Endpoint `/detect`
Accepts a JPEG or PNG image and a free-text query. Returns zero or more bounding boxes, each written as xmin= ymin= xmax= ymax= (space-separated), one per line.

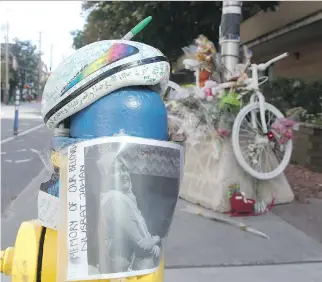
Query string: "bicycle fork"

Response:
xmin=250 ymin=92 xmax=268 ymax=134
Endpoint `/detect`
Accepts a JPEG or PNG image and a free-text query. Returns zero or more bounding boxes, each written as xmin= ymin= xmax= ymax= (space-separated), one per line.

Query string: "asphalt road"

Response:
xmin=1 ymin=118 xmax=44 ymax=141
xmin=1 ymin=116 xmax=52 ymax=213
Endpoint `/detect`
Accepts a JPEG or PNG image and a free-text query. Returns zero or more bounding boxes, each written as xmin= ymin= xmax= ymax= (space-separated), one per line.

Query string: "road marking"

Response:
xmin=15 ymin=158 xmax=31 ymax=164
xmin=1 ymin=152 xmax=6 ymax=155
xmin=16 ymin=149 xmax=27 ymax=152
xmin=4 ymin=158 xmax=32 ymax=164
xmin=1 ymin=123 xmax=45 ymax=145
xmin=30 ymin=148 xmax=40 ymax=154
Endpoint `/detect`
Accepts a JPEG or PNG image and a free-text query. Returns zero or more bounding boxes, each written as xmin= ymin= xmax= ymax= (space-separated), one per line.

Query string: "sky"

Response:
xmin=0 ymin=1 xmax=86 ymax=71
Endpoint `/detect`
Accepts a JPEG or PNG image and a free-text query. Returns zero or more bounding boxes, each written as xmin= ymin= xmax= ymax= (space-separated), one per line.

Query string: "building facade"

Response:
xmin=240 ymin=2 xmax=322 ymax=81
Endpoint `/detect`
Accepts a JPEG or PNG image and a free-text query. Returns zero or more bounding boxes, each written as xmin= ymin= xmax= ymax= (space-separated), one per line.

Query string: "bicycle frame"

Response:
xmin=248 ymin=64 xmax=268 ymax=133
xmin=236 ymin=51 xmax=289 ymax=134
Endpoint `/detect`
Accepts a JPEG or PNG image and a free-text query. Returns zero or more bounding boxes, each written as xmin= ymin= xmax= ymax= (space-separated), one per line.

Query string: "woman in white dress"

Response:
xmin=97 ymin=152 xmax=161 ymax=274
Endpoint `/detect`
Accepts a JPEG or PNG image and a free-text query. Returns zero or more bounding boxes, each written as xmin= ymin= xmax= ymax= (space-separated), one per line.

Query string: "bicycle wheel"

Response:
xmin=232 ymin=102 xmax=293 ymax=180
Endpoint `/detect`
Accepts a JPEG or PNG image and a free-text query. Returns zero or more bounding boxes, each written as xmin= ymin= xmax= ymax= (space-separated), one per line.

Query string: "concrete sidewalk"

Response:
xmin=166 ymin=201 xmax=322 ymax=268
xmin=166 ymin=262 xmax=322 ymax=282
xmin=2 ymin=171 xmax=322 ymax=281
xmin=1 ymin=102 xmax=42 ymax=120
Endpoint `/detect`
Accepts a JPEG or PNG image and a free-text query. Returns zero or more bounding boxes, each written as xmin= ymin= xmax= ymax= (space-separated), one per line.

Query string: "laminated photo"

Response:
xmin=64 ymin=136 xmax=184 ymax=280
xmin=37 ymin=167 xmax=60 ymax=230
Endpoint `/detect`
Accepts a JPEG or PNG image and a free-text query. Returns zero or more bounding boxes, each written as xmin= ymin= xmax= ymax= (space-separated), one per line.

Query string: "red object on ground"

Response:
xmin=230 ymin=192 xmax=255 ymax=216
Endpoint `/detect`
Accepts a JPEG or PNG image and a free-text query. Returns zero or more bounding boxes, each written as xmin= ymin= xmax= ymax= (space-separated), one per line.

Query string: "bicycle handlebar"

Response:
xmin=257 ymin=52 xmax=289 ymax=71
xmin=181 ymin=51 xmax=288 ymax=92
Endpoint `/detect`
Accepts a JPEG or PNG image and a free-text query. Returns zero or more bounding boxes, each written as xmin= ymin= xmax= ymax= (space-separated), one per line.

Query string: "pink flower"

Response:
xmin=271 ymin=118 xmax=296 ymax=144
xmin=217 ymin=128 xmax=229 ymax=137
xmin=204 ymin=87 xmax=213 ymax=97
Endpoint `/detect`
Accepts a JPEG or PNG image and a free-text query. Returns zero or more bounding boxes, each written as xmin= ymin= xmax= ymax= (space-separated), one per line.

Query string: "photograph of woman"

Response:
xmin=82 ymin=141 xmax=182 ymax=279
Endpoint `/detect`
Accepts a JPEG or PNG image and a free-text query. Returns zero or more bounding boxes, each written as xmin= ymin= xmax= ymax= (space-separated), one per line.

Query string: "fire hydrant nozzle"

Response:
xmin=0 ymin=247 xmax=15 ymax=276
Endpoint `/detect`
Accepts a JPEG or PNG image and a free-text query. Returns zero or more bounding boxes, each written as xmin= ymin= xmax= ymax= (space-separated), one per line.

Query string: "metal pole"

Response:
xmin=219 ymin=0 xmax=242 ymax=81
xmin=0 ymin=39 xmax=2 ymax=102
xmin=13 ymin=87 xmax=20 ymax=135
xmin=4 ymin=21 xmax=9 ymax=104
xmin=50 ymin=44 xmax=53 ymax=73
xmin=38 ymin=32 xmax=42 ymax=99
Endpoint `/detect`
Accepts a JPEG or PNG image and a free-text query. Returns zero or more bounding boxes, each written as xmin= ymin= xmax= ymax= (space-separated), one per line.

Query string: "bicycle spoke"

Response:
xmin=252 ymin=152 xmax=259 ymax=169
xmin=241 ymin=148 xmax=250 ymax=159
xmin=266 ymin=110 xmax=274 ymax=126
xmin=261 ymin=145 xmax=268 ymax=173
xmin=272 ymin=145 xmax=285 ymax=162
xmin=244 ymin=118 xmax=258 ymax=134
xmin=240 ymin=126 xmax=255 ymax=134
xmin=258 ymin=146 xmax=265 ymax=173
xmin=239 ymin=139 xmax=251 ymax=144
xmin=266 ymin=147 xmax=272 ymax=173
xmin=264 ymin=146 xmax=272 ymax=170
xmin=255 ymin=114 xmax=265 ymax=134
xmin=253 ymin=153 xmax=260 ymax=171
xmin=239 ymin=134 xmax=255 ymax=140
xmin=241 ymin=114 xmax=258 ymax=134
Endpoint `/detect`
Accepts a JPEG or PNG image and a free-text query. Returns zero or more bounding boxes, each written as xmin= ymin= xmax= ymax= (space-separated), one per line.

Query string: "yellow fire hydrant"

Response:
xmin=1 ymin=152 xmax=165 ymax=282
xmin=0 ymin=220 xmax=58 ymax=282
xmin=1 ymin=221 xmax=164 ymax=282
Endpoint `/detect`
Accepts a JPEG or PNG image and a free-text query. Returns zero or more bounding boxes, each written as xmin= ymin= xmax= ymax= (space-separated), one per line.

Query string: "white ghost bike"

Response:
xmin=166 ymin=51 xmax=293 ymax=181
xmin=216 ymin=52 xmax=292 ymax=180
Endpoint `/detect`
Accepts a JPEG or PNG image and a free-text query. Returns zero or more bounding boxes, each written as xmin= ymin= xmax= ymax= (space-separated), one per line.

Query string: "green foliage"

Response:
xmin=72 ymin=1 xmax=279 ymax=62
xmin=10 ymin=39 xmax=40 ymax=95
xmin=219 ymin=91 xmax=240 ymax=115
xmin=262 ymin=78 xmax=322 ymax=124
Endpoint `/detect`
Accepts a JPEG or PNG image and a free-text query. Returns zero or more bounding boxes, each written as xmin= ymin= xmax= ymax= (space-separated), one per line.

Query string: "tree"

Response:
xmin=10 ymin=39 xmax=41 ymax=99
xmin=72 ymin=1 xmax=279 ymax=62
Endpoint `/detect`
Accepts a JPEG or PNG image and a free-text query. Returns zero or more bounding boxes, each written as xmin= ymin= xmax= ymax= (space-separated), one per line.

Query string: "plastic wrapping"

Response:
xmin=165 ymin=91 xmax=232 ymax=171
xmin=37 ymin=137 xmax=80 ymax=230
xmin=166 ymin=88 xmax=237 ymax=143
xmin=1 ymin=141 xmax=60 ymax=255
xmin=165 ymin=81 xmax=190 ymax=101
xmin=57 ymin=136 xmax=184 ymax=281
